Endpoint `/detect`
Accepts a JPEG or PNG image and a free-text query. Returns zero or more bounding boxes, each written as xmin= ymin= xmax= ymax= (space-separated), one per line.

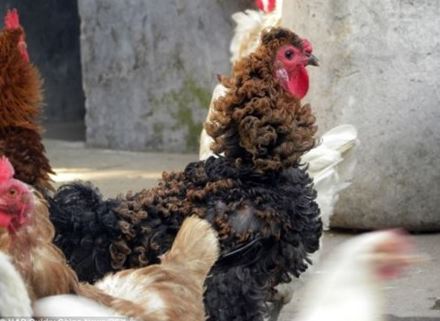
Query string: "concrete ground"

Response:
xmin=44 ymin=139 xmax=440 ymax=321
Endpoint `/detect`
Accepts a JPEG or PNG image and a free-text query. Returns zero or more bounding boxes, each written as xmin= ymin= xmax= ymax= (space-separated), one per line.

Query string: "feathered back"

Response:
xmin=0 ymin=9 xmax=54 ymax=192
xmin=206 ymin=28 xmax=317 ymax=173
xmin=296 ymin=230 xmax=418 ymax=321
xmin=161 ymin=216 xmax=219 ymax=281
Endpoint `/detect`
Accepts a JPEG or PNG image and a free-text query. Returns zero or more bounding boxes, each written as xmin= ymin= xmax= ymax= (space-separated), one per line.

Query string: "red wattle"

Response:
xmin=0 ymin=212 xmax=12 ymax=228
xmin=287 ymin=66 xmax=309 ymax=99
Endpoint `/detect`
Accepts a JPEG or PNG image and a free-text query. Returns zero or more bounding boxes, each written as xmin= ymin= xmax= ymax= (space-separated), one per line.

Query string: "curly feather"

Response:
xmin=51 ymin=28 xmax=322 ymax=321
xmin=49 ymin=183 xmax=121 ymax=282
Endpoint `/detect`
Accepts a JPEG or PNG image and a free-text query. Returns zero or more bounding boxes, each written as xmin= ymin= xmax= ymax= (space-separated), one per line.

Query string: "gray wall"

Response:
xmin=79 ymin=0 xmax=252 ymax=152
xmin=283 ymin=0 xmax=440 ymax=231
xmin=0 ymin=1 xmax=85 ymax=128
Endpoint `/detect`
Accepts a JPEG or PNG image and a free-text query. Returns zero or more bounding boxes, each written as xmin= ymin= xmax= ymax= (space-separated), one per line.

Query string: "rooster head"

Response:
xmin=207 ymin=27 xmax=318 ymax=172
xmin=0 ymin=157 xmax=34 ymax=234
xmin=260 ymin=28 xmax=319 ymax=100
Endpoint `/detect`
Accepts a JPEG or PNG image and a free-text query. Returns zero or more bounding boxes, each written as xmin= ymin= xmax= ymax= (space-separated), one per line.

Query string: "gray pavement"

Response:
xmin=45 ymin=139 xmax=440 ymax=321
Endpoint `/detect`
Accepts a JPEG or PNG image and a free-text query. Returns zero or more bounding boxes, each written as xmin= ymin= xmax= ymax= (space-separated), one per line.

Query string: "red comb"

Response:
xmin=302 ymin=38 xmax=313 ymax=54
xmin=4 ymin=9 xmax=21 ymax=30
xmin=0 ymin=157 xmax=15 ymax=182
xmin=4 ymin=9 xmax=30 ymax=63
xmin=256 ymin=0 xmax=277 ymax=13
xmin=267 ymin=0 xmax=276 ymax=12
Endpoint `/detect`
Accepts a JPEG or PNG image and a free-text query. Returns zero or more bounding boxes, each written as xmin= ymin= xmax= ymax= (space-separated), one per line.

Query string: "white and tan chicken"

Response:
xmin=32 ymin=216 xmax=219 ymax=321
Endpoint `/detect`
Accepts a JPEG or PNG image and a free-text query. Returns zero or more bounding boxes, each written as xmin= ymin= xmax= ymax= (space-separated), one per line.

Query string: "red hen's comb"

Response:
xmin=256 ymin=0 xmax=276 ymax=13
xmin=4 ymin=9 xmax=30 ymax=63
xmin=4 ymin=9 xmax=21 ymax=30
xmin=302 ymin=38 xmax=313 ymax=54
xmin=0 ymin=157 xmax=15 ymax=182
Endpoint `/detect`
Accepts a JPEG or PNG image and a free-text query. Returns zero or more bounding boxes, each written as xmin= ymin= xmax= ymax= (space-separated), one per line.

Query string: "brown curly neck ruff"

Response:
xmin=205 ymin=28 xmax=317 ymax=173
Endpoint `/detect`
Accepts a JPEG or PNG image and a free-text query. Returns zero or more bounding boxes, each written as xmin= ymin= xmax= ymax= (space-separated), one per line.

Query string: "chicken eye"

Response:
xmin=284 ymin=50 xmax=294 ymax=60
xmin=8 ymin=188 xmax=17 ymax=197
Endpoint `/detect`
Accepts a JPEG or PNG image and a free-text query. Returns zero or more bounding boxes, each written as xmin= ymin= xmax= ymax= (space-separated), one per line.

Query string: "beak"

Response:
xmin=306 ymin=54 xmax=319 ymax=67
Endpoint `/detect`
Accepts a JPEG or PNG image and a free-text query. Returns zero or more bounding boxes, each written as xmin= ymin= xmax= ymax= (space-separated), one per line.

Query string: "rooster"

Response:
xmin=0 ymin=155 xmax=220 ymax=320
xmin=199 ymin=0 xmax=358 ymax=231
xmin=291 ymin=230 xmax=421 ymax=321
xmin=0 ymin=9 xmax=54 ymax=193
xmin=49 ymin=27 xmax=322 ymax=321
xmin=199 ymin=4 xmax=356 ymax=319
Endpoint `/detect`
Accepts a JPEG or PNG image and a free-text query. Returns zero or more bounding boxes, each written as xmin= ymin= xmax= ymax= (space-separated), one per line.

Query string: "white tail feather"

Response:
xmin=302 ymin=125 xmax=359 ymax=230
xmin=201 ymin=123 xmax=359 ymax=230
xmin=230 ymin=9 xmax=282 ymax=63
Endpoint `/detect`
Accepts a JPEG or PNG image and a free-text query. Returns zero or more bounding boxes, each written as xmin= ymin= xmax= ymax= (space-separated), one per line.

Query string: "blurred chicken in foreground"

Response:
xmin=292 ymin=230 xmax=423 ymax=321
